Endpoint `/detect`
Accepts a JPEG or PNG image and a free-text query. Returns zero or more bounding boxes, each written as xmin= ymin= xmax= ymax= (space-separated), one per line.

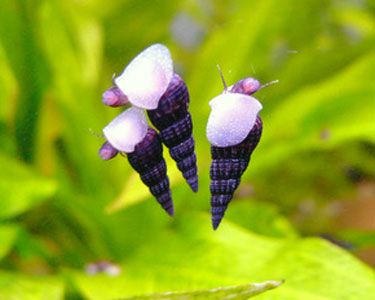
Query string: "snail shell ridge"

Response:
xmin=127 ymin=128 xmax=174 ymax=216
xmin=210 ymin=116 xmax=263 ymax=229
xmin=148 ymin=73 xmax=198 ymax=192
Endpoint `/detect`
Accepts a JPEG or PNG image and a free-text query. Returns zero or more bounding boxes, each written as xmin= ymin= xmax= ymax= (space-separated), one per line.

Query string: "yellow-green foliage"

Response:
xmin=0 ymin=0 xmax=374 ymax=299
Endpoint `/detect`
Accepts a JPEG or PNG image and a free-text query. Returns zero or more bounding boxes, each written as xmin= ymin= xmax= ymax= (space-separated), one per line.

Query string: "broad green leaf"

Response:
xmin=255 ymin=238 xmax=375 ymax=300
xmin=0 ymin=225 xmax=19 ymax=260
xmin=338 ymin=230 xmax=375 ymax=249
xmin=0 ymin=0 xmax=50 ymax=162
xmin=224 ymin=201 xmax=298 ymax=238
xmin=0 ymin=271 xmax=64 ymax=300
xmin=121 ymin=280 xmax=283 ymax=300
xmin=70 ymin=212 xmax=375 ymax=300
xmin=248 ymin=52 xmax=375 ymax=177
xmin=0 ymin=154 xmax=57 ymax=220
xmin=37 ymin=0 xmax=110 ymax=199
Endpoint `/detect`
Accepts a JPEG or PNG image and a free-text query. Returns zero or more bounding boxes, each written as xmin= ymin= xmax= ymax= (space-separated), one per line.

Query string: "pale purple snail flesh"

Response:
xmin=100 ymin=108 xmax=174 ymax=216
xmin=99 ymin=141 xmax=119 ymax=160
xmin=102 ymin=86 xmax=129 ymax=107
xmin=207 ymin=76 xmax=276 ymax=230
xmin=147 ymin=73 xmax=198 ymax=192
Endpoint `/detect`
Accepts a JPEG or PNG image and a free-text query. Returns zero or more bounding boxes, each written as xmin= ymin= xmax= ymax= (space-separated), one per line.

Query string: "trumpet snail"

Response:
xmin=99 ymin=44 xmax=198 ymax=215
xmin=206 ymin=71 xmax=278 ymax=229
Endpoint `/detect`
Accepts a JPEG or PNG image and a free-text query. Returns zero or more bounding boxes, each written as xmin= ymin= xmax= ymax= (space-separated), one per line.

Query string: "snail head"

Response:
xmin=231 ymin=77 xmax=279 ymax=95
xmin=231 ymin=78 xmax=261 ymax=95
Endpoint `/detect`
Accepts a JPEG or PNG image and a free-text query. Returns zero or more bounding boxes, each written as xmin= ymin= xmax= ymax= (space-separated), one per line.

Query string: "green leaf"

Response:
xmin=0 ymin=271 xmax=64 ymax=300
xmin=69 ymin=212 xmax=375 ymax=300
xmin=249 ymin=52 xmax=375 ymax=177
xmin=0 ymin=0 xmax=50 ymax=162
xmin=121 ymin=280 xmax=283 ymax=300
xmin=224 ymin=201 xmax=298 ymax=238
xmin=0 ymin=225 xmax=19 ymax=260
xmin=255 ymin=238 xmax=375 ymax=300
xmin=338 ymin=230 xmax=375 ymax=249
xmin=0 ymin=153 xmax=57 ymax=220
xmin=36 ymin=0 xmax=114 ymax=199
xmin=0 ymin=43 xmax=17 ymax=123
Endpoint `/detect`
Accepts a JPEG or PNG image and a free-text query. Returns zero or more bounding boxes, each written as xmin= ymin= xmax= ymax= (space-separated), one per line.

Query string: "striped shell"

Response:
xmin=101 ymin=108 xmax=173 ymax=216
xmin=207 ymin=77 xmax=266 ymax=229
xmin=147 ymin=73 xmax=198 ymax=192
xmin=127 ymin=128 xmax=174 ymax=216
xmin=210 ymin=116 xmax=263 ymax=229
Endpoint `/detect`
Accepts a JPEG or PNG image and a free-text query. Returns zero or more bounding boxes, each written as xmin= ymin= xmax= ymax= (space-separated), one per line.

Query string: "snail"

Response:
xmin=102 ymin=44 xmax=198 ymax=192
xmin=99 ymin=107 xmax=174 ymax=216
xmin=206 ymin=68 xmax=278 ymax=229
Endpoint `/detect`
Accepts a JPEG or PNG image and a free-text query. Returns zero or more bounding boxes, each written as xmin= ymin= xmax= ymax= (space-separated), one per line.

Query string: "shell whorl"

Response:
xmin=148 ymin=73 xmax=198 ymax=192
xmin=127 ymin=128 xmax=174 ymax=216
xmin=210 ymin=116 xmax=263 ymax=229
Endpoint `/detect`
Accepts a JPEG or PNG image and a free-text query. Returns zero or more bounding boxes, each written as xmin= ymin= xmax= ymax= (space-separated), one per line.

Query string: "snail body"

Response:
xmin=101 ymin=108 xmax=173 ymax=215
xmin=148 ymin=73 xmax=198 ymax=192
xmin=207 ymin=77 xmax=266 ymax=229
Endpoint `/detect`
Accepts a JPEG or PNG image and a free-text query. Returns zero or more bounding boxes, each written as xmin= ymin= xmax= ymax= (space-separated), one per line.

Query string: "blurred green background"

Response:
xmin=0 ymin=0 xmax=374 ymax=299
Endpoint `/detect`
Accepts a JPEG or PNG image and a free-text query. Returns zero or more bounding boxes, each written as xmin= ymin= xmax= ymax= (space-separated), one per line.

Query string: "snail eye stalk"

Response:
xmin=259 ymin=79 xmax=279 ymax=91
xmin=216 ymin=64 xmax=228 ymax=92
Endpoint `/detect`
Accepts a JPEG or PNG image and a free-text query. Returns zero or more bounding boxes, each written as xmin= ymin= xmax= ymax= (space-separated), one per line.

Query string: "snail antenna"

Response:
xmin=216 ymin=64 xmax=228 ymax=92
xmin=259 ymin=79 xmax=279 ymax=90
xmin=88 ymin=128 xmax=105 ymax=139
xmin=111 ymin=73 xmax=117 ymax=85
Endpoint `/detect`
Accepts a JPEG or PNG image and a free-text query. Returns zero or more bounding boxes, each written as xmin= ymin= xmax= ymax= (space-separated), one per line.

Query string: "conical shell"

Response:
xmin=148 ymin=73 xmax=198 ymax=192
xmin=210 ymin=116 xmax=262 ymax=229
xmin=127 ymin=128 xmax=174 ymax=216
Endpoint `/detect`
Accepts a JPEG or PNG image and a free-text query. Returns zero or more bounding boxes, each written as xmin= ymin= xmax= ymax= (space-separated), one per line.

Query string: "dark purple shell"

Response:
xmin=210 ymin=116 xmax=262 ymax=229
xmin=147 ymin=73 xmax=198 ymax=192
xmin=127 ymin=128 xmax=174 ymax=216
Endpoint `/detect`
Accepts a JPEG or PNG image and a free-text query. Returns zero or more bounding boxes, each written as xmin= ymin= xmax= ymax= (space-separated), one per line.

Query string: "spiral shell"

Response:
xmin=210 ymin=116 xmax=263 ymax=229
xmin=148 ymin=73 xmax=198 ymax=192
xmin=127 ymin=128 xmax=174 ymax=216
xmin=207 ymin=76 xmax=268 ymax=229
xmin=101 ymin=108 xmax=173 ymax=216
